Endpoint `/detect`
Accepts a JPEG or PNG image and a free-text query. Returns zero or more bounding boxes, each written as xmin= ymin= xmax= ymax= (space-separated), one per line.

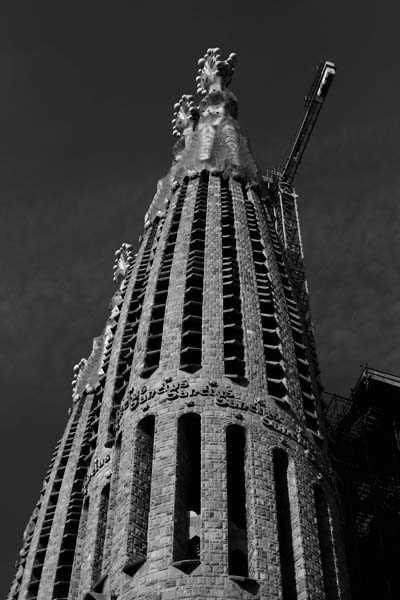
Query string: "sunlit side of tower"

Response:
xmin=8 ymin=50 xmax=350 ymax=600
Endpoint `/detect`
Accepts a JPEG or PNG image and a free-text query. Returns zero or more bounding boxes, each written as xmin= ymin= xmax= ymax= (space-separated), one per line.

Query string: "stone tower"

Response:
xmin=8 ymin=49 xmax=350 ymax=600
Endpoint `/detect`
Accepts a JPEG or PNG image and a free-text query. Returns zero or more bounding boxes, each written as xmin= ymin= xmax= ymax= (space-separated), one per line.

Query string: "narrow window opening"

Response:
xmin=107 ymin=219 xmax=160 ymax=444
xmin=102 ymin=436 xmax=122 ymax=571
xmin=180 ymin=172 xmax=208 ymax=373
xmin=273 ymin=448 xmax=297 ymax=600
xmin=124 ymin=415 xmax=155 ymax=575
xmin=314 ymin=485 xmax=340 ymax=600
xmin=52 ymin=390 xmax=103 ymax=597
xmin=268 ymin=380 xmax=288 ymax=399
xmin=221 ymin=179 xmax=246 ymax=381
xmin=244 ymin=194 xmax=288 ymax=392
xmin=142 ymin=181 xmax=188 ymax=378
xmin=302 ymin=395 xmax=316 ymax=413
xmin=305 ymin=413 xmax=319 ymax=434
xmin=69 ymin=497 xmax=89 ymax=599
xmin=28 ymin=399 xmax=85 ymax=600
xmin=227 ymin=424 xmax=248 ymax=577
xmin=92 ymin=483 xmax=110 ymax=586
xmin=173 ymin=413 xmax=201 ymax=571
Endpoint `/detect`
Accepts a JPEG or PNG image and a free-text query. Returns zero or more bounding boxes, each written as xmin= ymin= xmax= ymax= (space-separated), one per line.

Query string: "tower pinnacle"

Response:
xmin=170 ymin=48 xmax=260 ymax=184
xmin=145 ymin=49 xmax=260 ymax=229
xmin=195 ymin=48 xmax=237 ymax=95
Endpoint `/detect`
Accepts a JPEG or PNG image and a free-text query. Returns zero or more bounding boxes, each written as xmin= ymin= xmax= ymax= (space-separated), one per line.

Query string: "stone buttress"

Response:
xmin=8 ymin=49 xmax=351 ymax=600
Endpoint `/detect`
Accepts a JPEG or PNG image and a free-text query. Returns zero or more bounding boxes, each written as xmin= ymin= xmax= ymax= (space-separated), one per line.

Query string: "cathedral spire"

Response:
xmin=7 ymin=48 xmax=350 ymax=600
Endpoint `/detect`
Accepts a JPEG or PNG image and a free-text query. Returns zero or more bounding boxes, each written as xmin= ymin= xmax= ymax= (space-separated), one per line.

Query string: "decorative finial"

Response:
xmin=147 ymin=48 xmax=261 ymax=192
xmin=172 ymin=94 xmax=199 ymax=138
xmin=113 ymin=243 xmax=134 ymax=283
xmin=196 ymin=48 xmax=237 ymax=95
xmin=72 ymin=358 xmax=87 ymax=399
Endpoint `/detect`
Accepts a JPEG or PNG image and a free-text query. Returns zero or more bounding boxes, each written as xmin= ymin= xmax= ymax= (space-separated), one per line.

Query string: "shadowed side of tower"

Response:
xmin=8 ymin=49 xmax=350 ymax=600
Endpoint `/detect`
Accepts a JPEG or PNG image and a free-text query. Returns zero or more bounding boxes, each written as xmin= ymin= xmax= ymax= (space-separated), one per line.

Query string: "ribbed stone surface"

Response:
xmin=7 ymin=48 xmax=350 ymax=600
xmin=8 ymin=172 xmax=350 ymax=600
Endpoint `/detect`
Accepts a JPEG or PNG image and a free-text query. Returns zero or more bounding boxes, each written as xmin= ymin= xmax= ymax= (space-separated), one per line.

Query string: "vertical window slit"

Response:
xmin=243 ymin=191 xmax=287 ymax=398
xmin=69 ymin=497 xmax=89 ymax=600
xmin=107 ymin=218 xmax=160 ymax=443
xmin=173 ymin=413 xmax=201 ymax=571
xmin=180 ymin=171 xmax=208 ymax=372
xmin=26 ymin=398 xmax=84 ymax=600
xmin=227 ymin=424 xmax=248 ymax=577
xmin=91 ymin=483 xmax=110 ymax=585
xmin=314 ymin=485 xmax=340 ymax=600
xmin=52 ymin=390 xmax=102 ymax=599
xmin=273 ymin=448 xmax=297 ymax=600
xmin=263 ymin=204 xmax=320 ymax=430
xmin=102 ymin=435 xmax=122 ymax=571
xmin=141 ymin=179 xmax=189 ymax=378
xmin=221 ymin=178 xmax=246 ymax=380
xmin=124 ymin=415 xmax=155 ymax=575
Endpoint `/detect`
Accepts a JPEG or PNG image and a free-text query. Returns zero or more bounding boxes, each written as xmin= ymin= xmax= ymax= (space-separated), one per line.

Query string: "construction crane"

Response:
xmin=282 ymin=60 xmax=336 ymax=185
xmin=266 ymin=61 xmax=336 ymax=376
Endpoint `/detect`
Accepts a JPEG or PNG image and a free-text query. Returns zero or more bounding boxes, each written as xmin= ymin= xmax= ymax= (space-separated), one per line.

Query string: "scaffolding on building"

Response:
xmin=324 ymin=366 xmax=400 ymax=538
xmin=324 ymin=366 xmax=400 ymax=597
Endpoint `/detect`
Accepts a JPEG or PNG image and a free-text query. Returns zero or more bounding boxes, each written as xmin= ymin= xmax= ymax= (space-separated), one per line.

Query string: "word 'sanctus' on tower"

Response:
xmin=8 ymin=49 xmax=350 ymax=600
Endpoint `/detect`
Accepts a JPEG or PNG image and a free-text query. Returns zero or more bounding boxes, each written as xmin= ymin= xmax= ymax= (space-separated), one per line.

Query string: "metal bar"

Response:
xmin=282 ymin=61 xmax=336 ymax=185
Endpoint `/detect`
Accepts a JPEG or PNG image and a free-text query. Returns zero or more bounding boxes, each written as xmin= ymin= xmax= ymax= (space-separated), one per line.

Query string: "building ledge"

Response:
xmin=122 ymin=556 xmax=146 ymax=576
xmin=172 ymin=559 xmax=201 ymax=573
xmin=229 ymin=575 xmax=259 ymax=593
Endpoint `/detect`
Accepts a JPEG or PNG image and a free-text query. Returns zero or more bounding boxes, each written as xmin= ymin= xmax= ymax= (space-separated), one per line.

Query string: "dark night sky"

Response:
xmin=1 ymin=0 xmax=400 ymax=592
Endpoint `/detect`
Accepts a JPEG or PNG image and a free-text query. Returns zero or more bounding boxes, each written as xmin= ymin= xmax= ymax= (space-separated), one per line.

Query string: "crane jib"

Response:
xmin=282 ymin=60 xmax=336 ymax=185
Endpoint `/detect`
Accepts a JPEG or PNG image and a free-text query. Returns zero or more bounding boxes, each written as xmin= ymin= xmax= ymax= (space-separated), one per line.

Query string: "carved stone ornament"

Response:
xmin=172 ymin=94 xmax=199 ymax=138
xmin=169 ymin=48 xmax=261 ymax=184
xmin=72 ymin=358 xmax=88 ymax=398
xmin=143 ymin=49 xmax=263 ymax=229
xmin=113 ymin=242 xmax=133 ymax=283
xmin=196 ymin=47 xmax=237 ymax=96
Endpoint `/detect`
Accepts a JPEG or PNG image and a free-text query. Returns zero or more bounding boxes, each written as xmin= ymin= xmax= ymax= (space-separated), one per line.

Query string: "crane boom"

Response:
xmin=282 ymin=61 xmax=336 ymax=184
xmin=265 ymin=61 xmax=336 ymax=380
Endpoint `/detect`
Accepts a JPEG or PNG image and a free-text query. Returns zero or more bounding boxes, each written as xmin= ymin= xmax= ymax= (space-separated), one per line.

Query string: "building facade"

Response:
xmin=8 ymin=49 xmax=350 ymax=600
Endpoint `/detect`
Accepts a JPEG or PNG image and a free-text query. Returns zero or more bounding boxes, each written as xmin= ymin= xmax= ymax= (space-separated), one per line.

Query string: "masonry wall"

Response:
xmin=8 ymin=173 xmax=350 ymax=600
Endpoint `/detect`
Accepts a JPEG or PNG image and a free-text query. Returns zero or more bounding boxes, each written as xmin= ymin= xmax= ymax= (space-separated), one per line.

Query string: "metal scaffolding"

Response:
xmin=324 ymin=366 xmax=400 ymax=598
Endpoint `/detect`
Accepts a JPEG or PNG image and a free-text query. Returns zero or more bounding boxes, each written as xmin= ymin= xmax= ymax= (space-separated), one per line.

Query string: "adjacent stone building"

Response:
xmin=7 ymin=49 xmax=350 ymax=600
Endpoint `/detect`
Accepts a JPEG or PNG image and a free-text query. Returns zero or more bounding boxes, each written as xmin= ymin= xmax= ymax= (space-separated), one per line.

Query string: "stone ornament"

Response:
xmin=72 ymin=358 xmax=88 ymax=398
xmin=172 ymin=94 xmax=199 ymax=139
xmin=168 ymin=48 xmax=261 ymax=184
xmin=195 ymin=48 xmax=237 ymax=96
xmin=143 ymin=49 xmax=262 ymax=228
xmin=113 ymin=243 xmax=133 ymax=284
